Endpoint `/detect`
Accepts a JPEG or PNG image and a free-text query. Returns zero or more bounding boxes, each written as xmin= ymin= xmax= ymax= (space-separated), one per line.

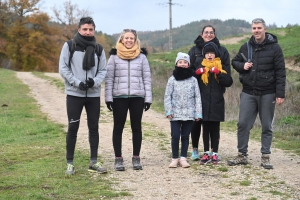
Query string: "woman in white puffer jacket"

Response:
xmin=105 ymin=29 xmax=152 ymax=171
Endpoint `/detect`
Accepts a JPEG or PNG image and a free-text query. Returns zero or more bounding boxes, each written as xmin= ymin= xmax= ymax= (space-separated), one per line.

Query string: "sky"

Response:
xmin=39 ymin=0 xmax=299 ymax=35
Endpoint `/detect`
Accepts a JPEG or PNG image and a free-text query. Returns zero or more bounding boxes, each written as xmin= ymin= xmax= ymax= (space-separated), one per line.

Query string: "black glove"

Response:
xmin=144 ymin=102 xmax=151 ymax=111
xmin=86 ymin=78 xmax=94 ymax=88
xmin=79 ymin=82 xmax=88 ymax=91
xmin=106 ymin=102 xmax=113 ymax=111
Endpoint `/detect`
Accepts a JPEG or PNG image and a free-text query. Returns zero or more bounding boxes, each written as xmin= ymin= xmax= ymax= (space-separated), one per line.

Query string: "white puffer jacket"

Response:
xmin=105 ymin=50 xmax=152 ymax=103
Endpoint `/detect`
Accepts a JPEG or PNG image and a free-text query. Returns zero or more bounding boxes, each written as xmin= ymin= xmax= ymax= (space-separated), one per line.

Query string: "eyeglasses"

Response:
xmin=123 ymin=29 xmax=137 ymax=34
xmin=203 ymin=31 xmax=215 ymax=35
xmin=252 ymin=18 xmax=265 ymax=24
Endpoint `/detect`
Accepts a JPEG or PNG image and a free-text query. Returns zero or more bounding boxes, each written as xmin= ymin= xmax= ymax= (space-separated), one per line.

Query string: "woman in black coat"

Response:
xmin=188 ymin=25 xmax=233 ymax=164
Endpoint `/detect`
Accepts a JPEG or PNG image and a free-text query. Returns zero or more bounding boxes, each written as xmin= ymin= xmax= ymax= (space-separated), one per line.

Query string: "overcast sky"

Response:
xmin=39 ymin=0 xmax=299 ymax=35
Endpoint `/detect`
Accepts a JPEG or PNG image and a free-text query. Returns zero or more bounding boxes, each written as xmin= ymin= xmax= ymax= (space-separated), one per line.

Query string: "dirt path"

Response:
xmin=16 ymin=72 xmax=300 ymax=200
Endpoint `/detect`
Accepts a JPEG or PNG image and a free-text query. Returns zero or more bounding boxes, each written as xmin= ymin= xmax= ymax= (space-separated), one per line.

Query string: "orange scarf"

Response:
xmin=116 ymin=42 xmax=140 ymax=60
xmin=201 ymin=57 xmax=227 ymax=85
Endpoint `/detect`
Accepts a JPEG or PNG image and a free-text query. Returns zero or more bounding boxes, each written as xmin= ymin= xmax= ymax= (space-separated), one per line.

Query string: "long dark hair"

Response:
xmin=201 ymin=25 xmax=216 ymax=35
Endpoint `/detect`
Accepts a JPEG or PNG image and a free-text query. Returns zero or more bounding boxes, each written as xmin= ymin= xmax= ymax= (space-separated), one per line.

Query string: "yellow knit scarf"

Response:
xmin=116 ymin=42 xmax=140 ymax=60
xmin=201 ymin=57 xmax=227 ymax=85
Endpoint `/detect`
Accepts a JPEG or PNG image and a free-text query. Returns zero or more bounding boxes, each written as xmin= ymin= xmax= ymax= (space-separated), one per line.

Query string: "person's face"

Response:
xmin=205 ymin=52 xmax=216 ymax=61
xmin=176 ymin=59 xmax=189 ymax=68
xmin=252 ymin=22 xmax=266 ymax=43
xmin=201 ymin=27 xmax=215 ymax=42
xmin=121 ymin=32 xmax=136 ymax=49
xmin=78 ymin=24 xmax=95 ymax=37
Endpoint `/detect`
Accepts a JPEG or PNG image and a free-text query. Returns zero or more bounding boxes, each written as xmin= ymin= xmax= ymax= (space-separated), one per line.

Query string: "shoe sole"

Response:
xmin=261 ymin=164 xmax=273 ymax=169
xmin=115 ymin=167 xmax=125 ymax=171
xmin=191 ymin=157 xmax=200 ymax=161
xmin=133 ymin=166 xmax=143 ymax=170
xmin=88 ymin=169 xmax=107 ymax=174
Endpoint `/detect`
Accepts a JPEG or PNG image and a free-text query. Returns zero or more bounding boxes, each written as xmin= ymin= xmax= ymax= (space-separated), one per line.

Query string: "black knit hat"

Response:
xmin=203 ymin=45 xmax=216 ymax=54
xmin=202 ymin=42 xmax=220 ymax=57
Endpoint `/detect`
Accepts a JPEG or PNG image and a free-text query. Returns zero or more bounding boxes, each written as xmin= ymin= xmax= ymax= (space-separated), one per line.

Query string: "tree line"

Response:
xmin=0 ymin=0 xmax=115 ymax=72
xmin=1 ymin=0 xmax=296 ymax=72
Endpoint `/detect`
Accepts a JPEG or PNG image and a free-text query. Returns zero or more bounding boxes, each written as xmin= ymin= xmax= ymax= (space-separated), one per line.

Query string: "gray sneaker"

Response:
xmin=132 ymin=156 xmax=143 ymax=170
xmin=65 ymin=163 xmax=75 ymax=175
xmin=227 ymin=152 xmax=248 ymax=166
xmin=114 ymin=157 xmax=125 ymax=171
xmin=261 ymin=154 xmax=273 ymax=169
xmin=88 ymin=162 xmax=107 ymax=174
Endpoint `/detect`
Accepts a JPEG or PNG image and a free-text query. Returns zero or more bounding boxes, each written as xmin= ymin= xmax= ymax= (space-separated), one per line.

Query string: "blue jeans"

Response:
xmin=237 ymin=92 xmax=275 ymax=155
xmin=170 ymin=120 xmax=193 ymax=158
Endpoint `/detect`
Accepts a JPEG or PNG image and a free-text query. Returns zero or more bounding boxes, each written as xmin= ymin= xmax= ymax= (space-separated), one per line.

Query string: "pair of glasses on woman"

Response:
xmin=123 ymin=29 xmax=136 ymax=34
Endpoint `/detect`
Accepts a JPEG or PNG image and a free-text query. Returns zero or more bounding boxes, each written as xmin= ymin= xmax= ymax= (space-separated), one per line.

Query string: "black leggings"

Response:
xmin=202 ymin=121 xmax=220 ymax=153
xmin=191 ymin=121 xmax=220 ymax=153
xmin=66 ymin=95 xmax=100 ymax=162
xmin=191 ymin=120 xmax=202 ymax=148
xmin=112 ymin=97 xmax=144 ymax=157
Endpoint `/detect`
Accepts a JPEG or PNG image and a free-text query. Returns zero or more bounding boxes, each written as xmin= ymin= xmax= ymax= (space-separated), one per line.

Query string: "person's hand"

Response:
xmin=244 ymin=62 xmax=253 ymax=70
xmin=167 ymin=114 xmax=173 ymax=119
xmin=210 ymin=67 xmax=220 ymax=74
xmin=195 ymin=118 xmax=201 ymax=121
xmin=195 ymin=68 xmax=206 ymax=75
xmin=144 ymin=103 xmax=151 ymax=111
xmin=79 ymin=82 xmax=89 ymax=91
xmin=86 ymin=78 xmax=94 ymax=88
xmin=106 ymin=102 xmax=113 ymax=111
xmin=276 ymin=97 xmax=284 ymax=105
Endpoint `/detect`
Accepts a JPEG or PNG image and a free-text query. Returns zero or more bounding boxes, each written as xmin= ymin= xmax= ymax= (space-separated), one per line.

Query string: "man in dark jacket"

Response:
xmin=228 ymin=18 xmax=286 ymax=169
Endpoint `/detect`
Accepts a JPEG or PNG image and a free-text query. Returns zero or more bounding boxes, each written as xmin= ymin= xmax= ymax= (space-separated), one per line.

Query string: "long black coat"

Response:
xmin=188 ymin=37 xmax=233 ymax=121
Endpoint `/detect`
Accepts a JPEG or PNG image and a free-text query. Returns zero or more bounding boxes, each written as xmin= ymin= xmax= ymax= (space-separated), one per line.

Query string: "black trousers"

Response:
xmin=191 ymin=121 xmax=220 ymax=153
xmin=112 ymin=97 xmax=144 ymax=157
xmin=66 ymin=95 xmax=100 ymax=162
xmin=191 ymin=120 xmax=202 ymax=148
xmin=202 ymin=121 xmax=220 ymax=153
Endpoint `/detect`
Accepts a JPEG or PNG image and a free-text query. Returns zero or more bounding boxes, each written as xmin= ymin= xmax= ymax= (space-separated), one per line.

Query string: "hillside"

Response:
xmin=112 ymin=19 xmax=252 ymax=52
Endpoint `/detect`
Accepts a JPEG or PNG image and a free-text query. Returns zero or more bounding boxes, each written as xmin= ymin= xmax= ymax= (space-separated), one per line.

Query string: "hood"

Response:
xmin=249 ymin=32 xmax=278 ymax=47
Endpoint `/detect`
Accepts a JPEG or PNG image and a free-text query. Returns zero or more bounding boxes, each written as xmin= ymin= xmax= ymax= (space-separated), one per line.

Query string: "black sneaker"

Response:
xmin=88 ymin=162 xmax=107 ymax=174
xmin=114 ymin=157 xmax=125 ymax=171
xmin=132 ymin=156 xmax=143 ymax=170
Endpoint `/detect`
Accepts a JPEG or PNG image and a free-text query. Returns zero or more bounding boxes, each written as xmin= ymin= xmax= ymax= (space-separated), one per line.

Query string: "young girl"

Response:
xmin=195 ymin=42 xmax=233 ymax=164
xmin=164 ymin=52 xmax=202 ymax=168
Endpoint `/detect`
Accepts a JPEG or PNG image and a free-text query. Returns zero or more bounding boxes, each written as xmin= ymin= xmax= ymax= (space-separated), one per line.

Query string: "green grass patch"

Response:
xmin=0 ymin=69 xmax=129 ymax=199
xmin=239 ymin=180 xmax=251 ymax=186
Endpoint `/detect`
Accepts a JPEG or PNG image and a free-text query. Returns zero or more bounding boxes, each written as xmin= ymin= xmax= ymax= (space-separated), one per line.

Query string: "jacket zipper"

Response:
xmin=128 ymin=60 xmax=130 ymax=96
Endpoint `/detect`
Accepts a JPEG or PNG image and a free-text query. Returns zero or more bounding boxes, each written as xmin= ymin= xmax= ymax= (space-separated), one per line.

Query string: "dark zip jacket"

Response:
xmin=231 ymin=33 xmax=286 ymax=98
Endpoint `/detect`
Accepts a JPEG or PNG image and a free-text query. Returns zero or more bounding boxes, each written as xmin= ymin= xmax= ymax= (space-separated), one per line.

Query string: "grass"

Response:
xmin=0 ymin=69 xmax=129 ymax=199
xmin=32 ymin=71 xmax=65 ymax=91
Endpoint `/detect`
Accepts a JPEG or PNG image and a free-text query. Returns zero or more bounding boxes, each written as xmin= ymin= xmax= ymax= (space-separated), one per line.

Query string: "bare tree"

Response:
xmin=52 ymin=0 xmax=92 ymax=40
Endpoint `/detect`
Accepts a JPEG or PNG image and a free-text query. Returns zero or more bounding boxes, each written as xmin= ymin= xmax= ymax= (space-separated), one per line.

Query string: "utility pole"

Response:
xmin=158 ymin=0 xmax=182 ymax=51
xmin=169 ymin=0 xmax=172 ymax=50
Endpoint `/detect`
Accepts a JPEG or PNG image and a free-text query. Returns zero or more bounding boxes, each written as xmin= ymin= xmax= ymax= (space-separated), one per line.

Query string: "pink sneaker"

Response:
xmin=200 ymin=152 xmax=211 ymax=165
xmin=169 ymin=158 xmax=179 ymax=168
xmin=179 ymin=157 xmax=190 ymax=168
